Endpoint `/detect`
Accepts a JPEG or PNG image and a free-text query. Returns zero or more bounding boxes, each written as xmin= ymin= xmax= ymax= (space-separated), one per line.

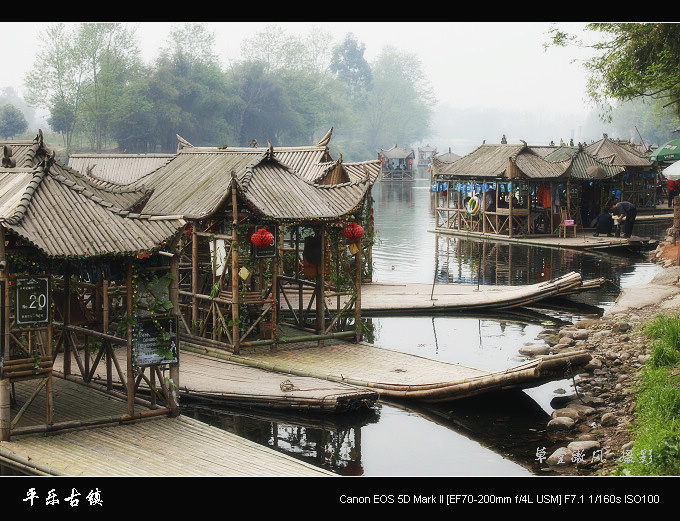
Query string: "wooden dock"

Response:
xmin=174 ymin=349 xmax=378 ymax=411
xmin=0 ymin=377 xmax=333 ymax=476
xmin=208 ymin=339 xmax=592 ymax=403
xmin=52 ymin=348 xmax=379 ymax=413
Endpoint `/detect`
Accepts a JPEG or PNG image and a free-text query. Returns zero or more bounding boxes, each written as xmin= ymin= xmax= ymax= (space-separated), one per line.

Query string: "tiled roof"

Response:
xmin=586 ymin=136 xmax=652 ymax=168
xmin=68 ymin=153 xmax=174 ymax=185
xmin=433 ymin=143 xmax=571 ymax=180
xmin=136 ymin=144 xmax=377 ymax=221
xmin=543 ymin=146 xmax=624 ymax=180
xmin=0 ymin=133 xmax=185 ymax=259
xmin=379 ymin=144 xmax=415 ymax=159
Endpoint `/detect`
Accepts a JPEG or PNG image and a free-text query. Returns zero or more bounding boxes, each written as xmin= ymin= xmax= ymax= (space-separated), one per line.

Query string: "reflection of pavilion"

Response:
xmin=184 ymin=402 xmax=379 ymax=476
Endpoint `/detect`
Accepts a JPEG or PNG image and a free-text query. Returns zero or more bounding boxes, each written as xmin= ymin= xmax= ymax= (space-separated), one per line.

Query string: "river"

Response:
xmin=183 ymin=177 xmax=667 ymax=476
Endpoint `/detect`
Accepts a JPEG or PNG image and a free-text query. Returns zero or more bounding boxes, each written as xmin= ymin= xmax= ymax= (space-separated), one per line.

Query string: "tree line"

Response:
xmin=23 ymin=22 xmax=436 ymax=161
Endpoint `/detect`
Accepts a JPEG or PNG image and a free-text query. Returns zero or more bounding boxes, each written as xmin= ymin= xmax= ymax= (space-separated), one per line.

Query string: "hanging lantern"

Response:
xmin=342 ymin=222 xmax=364 ymax=241
xmin=251 ymin=228 xmax=274 ymax=248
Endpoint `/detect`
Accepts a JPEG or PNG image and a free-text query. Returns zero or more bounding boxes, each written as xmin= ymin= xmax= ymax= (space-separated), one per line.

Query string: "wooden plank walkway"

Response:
xmin=0 ymin=377 xmax=332 ymax=476
xmin=216 ymin=340 xmax=592 ymax=403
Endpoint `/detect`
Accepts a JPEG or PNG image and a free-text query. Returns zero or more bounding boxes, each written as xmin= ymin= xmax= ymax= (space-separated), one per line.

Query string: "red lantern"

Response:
xmin=342 ymin=222 xmax=364 ymax=241
xmin=251 ymin=228 xmax=274 ymax=248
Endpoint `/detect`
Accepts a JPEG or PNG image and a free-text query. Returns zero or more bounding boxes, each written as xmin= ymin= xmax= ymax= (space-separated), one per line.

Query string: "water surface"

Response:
xmin=185 ymin=178 xmax=665 ymax=476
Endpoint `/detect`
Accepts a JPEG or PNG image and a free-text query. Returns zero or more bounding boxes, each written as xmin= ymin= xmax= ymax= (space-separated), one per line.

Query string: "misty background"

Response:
xmin=0 ymin=22 xmax=677 ymax=162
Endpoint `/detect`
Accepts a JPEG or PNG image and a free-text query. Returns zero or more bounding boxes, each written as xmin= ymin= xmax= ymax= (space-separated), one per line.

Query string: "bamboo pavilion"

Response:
xmin=70 ymin=129 xmax=382 ymax=356
xmin=0 ymin=131 xmax=187 ymax=441
xmin=431 ymin=140 xmax=635 ymax=238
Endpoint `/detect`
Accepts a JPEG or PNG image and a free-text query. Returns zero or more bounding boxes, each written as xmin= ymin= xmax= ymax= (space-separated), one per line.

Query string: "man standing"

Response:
xmin=611 ymin=201 xmax=637 ymax=238
xmin=668 ymin=178 xmax=679 ymax=208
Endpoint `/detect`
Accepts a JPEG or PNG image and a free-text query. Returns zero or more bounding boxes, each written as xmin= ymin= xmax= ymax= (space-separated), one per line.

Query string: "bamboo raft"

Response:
xmin=433 ymin=229 xmax=658 ymax=251
xmin=151 ymin=349 xmax=378 ymax=412
xmin=211 ymin=340 xmax=592 ymax=403
xmin=0 ymin=378 xmax=332 ymax=476
xmin=348 ymin=271 xmax=600 ymax=313
xmin=52 ymin=349 xmax=379 ymax=413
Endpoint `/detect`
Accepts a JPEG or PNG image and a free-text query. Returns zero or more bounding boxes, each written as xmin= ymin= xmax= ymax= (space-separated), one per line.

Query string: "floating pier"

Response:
xmin=208 ymin=340 xmax=591 ymax=403
xmin=0 ymin=377 xmax=333 ymax=476
xmin=51 ymin=348 xmax=379 ymax=413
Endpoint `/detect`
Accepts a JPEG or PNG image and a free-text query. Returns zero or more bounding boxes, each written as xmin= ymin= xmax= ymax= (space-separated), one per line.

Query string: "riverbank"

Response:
xmin=537 ymin=235 xmax=680 ymax=475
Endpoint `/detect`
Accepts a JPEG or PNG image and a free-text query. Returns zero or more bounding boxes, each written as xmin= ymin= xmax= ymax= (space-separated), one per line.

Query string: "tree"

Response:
xmin=362 ymin=47 xmax=436 ymax=153
xmin=146 ymin=23 xmax=233 ymax=151
xmin=76 ymin=23 xmax=142 ymax=152
xmin=549 ymin=23 xmax=680 ymax=122
xmin=25 ymin=23 xmax=85 ymax=152
xmin=330 ymin=33 xmax=373 ymax=100
xmin=0 ymin=104 xmax=28 ymax=138
xmin=25 ymin=22 xmax=142 ymax=153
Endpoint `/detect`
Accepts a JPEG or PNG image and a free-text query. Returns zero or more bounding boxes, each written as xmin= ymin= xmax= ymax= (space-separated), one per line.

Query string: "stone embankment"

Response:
xmin=534 ymin=236 xmax=680 ymax=475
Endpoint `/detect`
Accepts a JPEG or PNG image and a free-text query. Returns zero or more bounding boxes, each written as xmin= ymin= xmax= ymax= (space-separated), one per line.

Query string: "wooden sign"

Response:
xmin=133 ymin=315 xmax=179 ymax=367
xmin=15 ymin=276 xmax=50 ymax=325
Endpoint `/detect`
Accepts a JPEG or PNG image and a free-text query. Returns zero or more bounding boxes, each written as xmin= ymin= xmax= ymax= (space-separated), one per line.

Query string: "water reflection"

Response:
xmin=182 ymin=179 xmax=666 ymax=476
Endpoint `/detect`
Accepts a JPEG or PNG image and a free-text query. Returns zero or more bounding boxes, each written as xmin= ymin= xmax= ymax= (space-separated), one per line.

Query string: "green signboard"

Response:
xmin=132 ymin=315 xmax=179 ymax=368
xmin=15 ymin=276 xmax=50 ymax=325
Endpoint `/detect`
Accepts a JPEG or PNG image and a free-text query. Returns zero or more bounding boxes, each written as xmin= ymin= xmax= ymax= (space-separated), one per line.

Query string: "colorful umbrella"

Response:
xmin=650 ymin=139 xmax=680 ymax=162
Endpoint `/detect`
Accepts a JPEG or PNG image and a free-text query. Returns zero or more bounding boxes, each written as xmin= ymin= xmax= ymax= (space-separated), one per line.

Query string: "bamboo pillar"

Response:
xmin=316 ymin=224 xmax=326 ymax=347
xmin=191 ymin=229 xmax=199 ymax=334
xmin=271 ymin=224 xmax=281 ymax=352
xmin=103 ymin=279 xmax=112 ymax=390
xmin=230 ymin=174 xmax=240 ymax=355
xmin=45 ymin=310 xmax=53 ymax=425
xmin=169 ymin=253 xmax=180 ymax=416
xmin=63 ymin=264 xmax=71 ymax=376
xmin=482 ymin=187 xmax=487 ymax=234
xmin=509 ymin=181 xmax=514 ymax=237
xmin=0 ymin=227 xmax=9 ymax=441
xmin=354 ymin=234 xmax=362 ymax=342
xmin=126 ymin=263 xmax=135 ymax=416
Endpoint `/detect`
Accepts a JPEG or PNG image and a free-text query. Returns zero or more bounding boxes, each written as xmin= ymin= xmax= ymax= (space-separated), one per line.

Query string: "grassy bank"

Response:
xmin=616 ymin=314 xmax=680 ymax=475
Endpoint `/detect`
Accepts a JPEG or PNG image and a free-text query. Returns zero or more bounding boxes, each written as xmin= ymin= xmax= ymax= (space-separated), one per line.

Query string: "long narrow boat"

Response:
xmin=331 ymin=271 xmax=597 ymax=314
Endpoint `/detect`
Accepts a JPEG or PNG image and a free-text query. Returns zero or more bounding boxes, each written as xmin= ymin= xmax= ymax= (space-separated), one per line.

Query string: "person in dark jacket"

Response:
xmin=591 ymin=208 xmax=614 ymax=237
xmin=611 ymin=201 xmax=637 ymax=238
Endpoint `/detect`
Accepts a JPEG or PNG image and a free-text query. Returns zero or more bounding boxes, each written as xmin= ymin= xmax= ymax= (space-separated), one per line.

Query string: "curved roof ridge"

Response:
xmin=2 ymin=166 xmax=48 ymax=225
